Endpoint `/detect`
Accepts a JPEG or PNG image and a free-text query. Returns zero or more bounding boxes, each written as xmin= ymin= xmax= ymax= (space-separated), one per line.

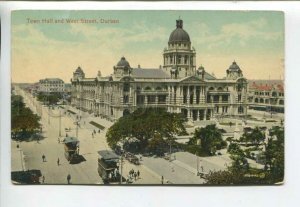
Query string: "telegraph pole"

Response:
xmin=59 ymin=109 xmax=62 ymax=137
xmin=76 ymin=119 xmax=79 ymax=138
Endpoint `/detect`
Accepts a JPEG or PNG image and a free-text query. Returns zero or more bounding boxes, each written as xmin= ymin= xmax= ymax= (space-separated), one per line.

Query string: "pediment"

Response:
xmin=180 ymin=76 xmax=204 ymax=83
xmin=120 ymin=76 xmax=135 ymax=82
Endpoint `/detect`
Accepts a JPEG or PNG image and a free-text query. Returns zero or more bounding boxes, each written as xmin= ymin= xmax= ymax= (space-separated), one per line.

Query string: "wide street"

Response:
xmin=13 ymin=87 xmax=160 ymax=184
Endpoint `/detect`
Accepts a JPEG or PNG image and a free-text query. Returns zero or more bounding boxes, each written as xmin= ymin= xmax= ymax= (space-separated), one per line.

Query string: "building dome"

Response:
xmin=75 ymin=66 xmax=83 ymax=73
xmin=228 ymin=61 xmax=241 ymax=70
xmin=168 ymin=19 xmax=191 ymax=43
xmin=117 ymin=57 xmax=130 ymax=67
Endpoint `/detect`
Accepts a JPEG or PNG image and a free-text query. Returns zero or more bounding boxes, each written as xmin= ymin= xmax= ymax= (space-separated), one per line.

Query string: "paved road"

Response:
xmin=13 ymin=88 xmax=160 ymax=185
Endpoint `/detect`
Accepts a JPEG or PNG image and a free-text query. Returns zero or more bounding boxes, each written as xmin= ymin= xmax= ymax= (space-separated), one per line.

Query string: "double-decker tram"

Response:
xmin=63 ymin=137 xmax=80 ymax=164
xmin=97 ymin=150 xmax=121 ymax=184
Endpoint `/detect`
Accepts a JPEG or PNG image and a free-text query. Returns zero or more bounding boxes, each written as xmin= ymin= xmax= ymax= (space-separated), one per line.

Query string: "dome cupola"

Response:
xmin=117 ymin=57 xmax=130 ymax=68
xmin=114 ymin=57 xmax=132 ymax=77
xmin=168 ymin=19 xmax=191 ymax=43
xmin=226 ymin=60 xmax=243 ymax=80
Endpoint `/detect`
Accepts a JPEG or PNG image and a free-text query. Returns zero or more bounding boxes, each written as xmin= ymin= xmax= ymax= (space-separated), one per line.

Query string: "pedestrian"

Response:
xmin=92 ymin=133 xmax=94 ymax=138
xmin=134 ymin=172 xmax=137 ymax=181
xmin=137 ymin=170 xmax=140 ymax=178
xmin=57 ymin=158 xmax=60 ymax=166
xmin=42 ymin=154 xmax=46 ymax=162
xmin=131 ymin=169 xmax=134 ymax=177
xmin=201 ymin=166 xmax=204 ymax=172
xmin=98 ymin=129 xmax=100 ymax=133
xmin=67 ymin=174 xmax=71 ymax=184
xmin=42 ymin=175 xmax=45 ymax=183
xmin=66 ymin=133 xmax=68 ymax=137
xmin=161 ymin=176 xmax=164 ymax=184
xmin=94 ymin=129 xmax=96 ymax=134
xmin=58 ymin=137 xmax=60 ymax=143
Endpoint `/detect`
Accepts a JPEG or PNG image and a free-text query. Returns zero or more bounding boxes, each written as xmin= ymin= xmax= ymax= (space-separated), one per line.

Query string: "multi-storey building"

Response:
xmin=38 ymin=78 xmax=65 ymax=93
xmin=71 ymin=19 xmax=248 ymax=121
xmin=248 ymin=82 xmax=284 ymax=113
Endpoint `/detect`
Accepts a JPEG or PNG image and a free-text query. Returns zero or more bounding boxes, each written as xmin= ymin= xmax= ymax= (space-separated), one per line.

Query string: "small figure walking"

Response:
xmin=42 ymin=154 xmax=46 ymax=162
xmin=57 ymin=158 xmax=60 ymax=166
xmin=66 ymin=133 xmax=68 ymax=137
xmin=134 ymin=172 xmax=137 ymax=181
xmin=67 ymin=174 xmax=71 ymax=184
xmin=161 ymin=176 xmax=164 ymax=185
xmin=137 ymin=170 xmax=140 ymax=178
xmin=42 ymin=175 xmax=45 ymax=183
xmin=58 ymin=137 xmax=60 ymax=143
xmin=98 ymin=129 xmax=101 ymax=133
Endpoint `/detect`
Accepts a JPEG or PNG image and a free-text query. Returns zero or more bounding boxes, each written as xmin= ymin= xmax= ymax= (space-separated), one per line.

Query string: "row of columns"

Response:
xmin=183 ymin=109 xmax=212 ymax=121
xmin=164 ymin=54 xmax=195 ymax=66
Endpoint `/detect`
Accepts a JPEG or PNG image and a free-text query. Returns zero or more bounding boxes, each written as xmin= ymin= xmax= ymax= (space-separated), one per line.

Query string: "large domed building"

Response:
xmin=71 ymin=19 xmax=248 ymax=121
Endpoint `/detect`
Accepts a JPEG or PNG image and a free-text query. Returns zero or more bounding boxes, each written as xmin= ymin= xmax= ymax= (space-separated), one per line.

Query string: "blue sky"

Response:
xmin=12 ymin=10 xmax=284 ymax=82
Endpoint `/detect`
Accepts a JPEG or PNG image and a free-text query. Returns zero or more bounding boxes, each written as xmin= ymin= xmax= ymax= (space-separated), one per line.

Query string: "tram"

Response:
xmin=97 ymin=150 xmax=120 ymax=184
xmin=63 ymin=137 xmax=80 ymax=164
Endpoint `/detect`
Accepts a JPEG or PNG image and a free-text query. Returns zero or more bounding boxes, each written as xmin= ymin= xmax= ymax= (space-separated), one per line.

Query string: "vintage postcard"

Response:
xmin=11 ymin=10 xmax=284 ymax=185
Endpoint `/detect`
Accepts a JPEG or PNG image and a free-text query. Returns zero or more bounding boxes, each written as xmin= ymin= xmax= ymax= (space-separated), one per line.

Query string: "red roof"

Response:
xmin=251 ymin=82 xmax=284 ymax=92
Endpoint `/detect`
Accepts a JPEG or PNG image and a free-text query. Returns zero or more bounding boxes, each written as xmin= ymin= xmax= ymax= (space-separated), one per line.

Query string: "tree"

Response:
xmin=204 ymin=170 xmax=267 ymax=185
xmin=227 ymin=142 xmax=248 ymax=173
xmin=242 ymin=127 xmax=265 ymax=145
xmin=106 ymin=108 xmax=187 ymax=154
xmin=37 ymin=92 xmax=62 ymax=105
xmin=11 ymin=95 xmax=41 ymax=140
xmin=264 ymin=126 xmax=284 ymax=183
xmin=192 ymin=124 xmax=224 ymax=155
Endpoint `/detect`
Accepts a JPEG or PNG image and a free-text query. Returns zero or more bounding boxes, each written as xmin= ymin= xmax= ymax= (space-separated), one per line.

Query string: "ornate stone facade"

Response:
xmin=71 ymin=19 xmax=248 ymax=121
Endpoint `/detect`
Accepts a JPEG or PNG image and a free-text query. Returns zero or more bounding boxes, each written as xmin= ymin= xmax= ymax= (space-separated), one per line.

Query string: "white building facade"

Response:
xmin=38 ymin=78 xmax=65 ymax=93
xmin=71 ymin=19 xmax=248 ymax=121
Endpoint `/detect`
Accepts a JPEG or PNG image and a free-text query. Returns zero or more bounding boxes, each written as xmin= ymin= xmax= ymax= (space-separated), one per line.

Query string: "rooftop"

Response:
xmin=132 ymin=68 xmax=170 ymax=79
xmin=98 ymin=150 xmax=119 ymax=160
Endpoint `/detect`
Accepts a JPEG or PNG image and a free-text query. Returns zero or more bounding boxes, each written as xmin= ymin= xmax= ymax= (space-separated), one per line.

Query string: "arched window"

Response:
xmin=279 ymin=100 xmax=284 ymax=105
xmin=156 ymin=86 xmax=162 ymax=91
xmin=260 ymin=98 xmax=264 ymax=103
xmin=145 ymin=86 xmax=151 ymax=91
xmin=217 ymin=87 xmax=223 ymax=91
xmin=209 ymin=87 xmax=215 ymax=91
xmin=184 ymin=56 xmax=188 ymax=64
xmin=177 ymin=55 xmax=181 ymax=64
xmin=123 ymin=83 xmax=130 ymax=92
